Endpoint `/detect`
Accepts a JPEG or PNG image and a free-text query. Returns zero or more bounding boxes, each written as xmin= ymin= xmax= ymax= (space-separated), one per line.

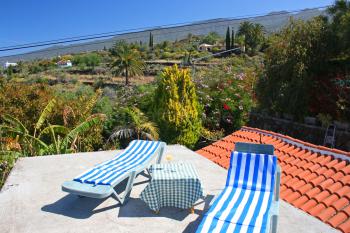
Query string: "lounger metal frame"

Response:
xmin=62 ymin=141 xmax=166 ymax=205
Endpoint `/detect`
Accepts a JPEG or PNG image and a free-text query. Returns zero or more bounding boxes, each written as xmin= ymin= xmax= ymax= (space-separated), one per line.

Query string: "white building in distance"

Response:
xmin=3 ymin=61 xmax=18 ymax=69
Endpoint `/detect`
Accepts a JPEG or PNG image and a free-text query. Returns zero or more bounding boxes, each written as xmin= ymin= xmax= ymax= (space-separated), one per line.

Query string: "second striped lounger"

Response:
xmin=196 ymin=142 xmax=281 ymax=233
xmin=62 ymin=140 xmax=166 ymax=205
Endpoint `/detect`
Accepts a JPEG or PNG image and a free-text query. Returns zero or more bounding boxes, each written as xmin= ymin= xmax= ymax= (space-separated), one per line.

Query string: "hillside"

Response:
xmin=0 ymin=8 xmax=324 ymax=63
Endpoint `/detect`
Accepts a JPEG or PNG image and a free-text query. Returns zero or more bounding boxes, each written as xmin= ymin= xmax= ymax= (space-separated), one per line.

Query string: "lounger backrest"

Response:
xmin=226 ymin=150 xmax=277 ymax=192
xmin=95 ymin=140 xmax=161 ymax=170
xmin=74 ymin=140 xmax=162 ymax=185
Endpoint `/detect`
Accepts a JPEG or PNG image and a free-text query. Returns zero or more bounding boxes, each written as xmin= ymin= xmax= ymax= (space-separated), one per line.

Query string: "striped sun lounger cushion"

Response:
xmin=197 ymin=151 xmax=277 ymax=233
xmin=73 ymin=140 xmax=161 ymax=186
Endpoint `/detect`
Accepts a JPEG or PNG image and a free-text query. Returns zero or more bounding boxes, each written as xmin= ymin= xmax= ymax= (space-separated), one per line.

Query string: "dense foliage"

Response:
xmin=256 ymin=1 xmax=350 ymax=122
xmin=72 ymin=53 xmax=101 ymax=70
xmin=237 ymin=21 xmax=265 ymax=54
xmin=1 ymin=1 xmax=350 ymax=188
xmin=153 ymin=65 xmax=202 ymax=148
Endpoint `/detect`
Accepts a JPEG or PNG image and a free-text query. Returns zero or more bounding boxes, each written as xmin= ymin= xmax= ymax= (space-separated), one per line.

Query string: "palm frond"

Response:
xmin=61 ymin=114 xmax=106 ymax=151
xmin=80 ymin=89 xmax=102 ymax=120
xmin=38 ymin=125 xmax=69 ymax=138
xmin=139 ymin=132 xmax=155 ymax=140
xmin=140 ymin=122 xmax=159 ymax=140
xmin=0 ymin=125 xmax=26 ymax=136
xmin=35 ymin=98 xmax=57 ymax=131
xmin=23 ymin=134 xmax=49 ymax=154
xmin=1 ymin=114 xmax=28 ymax=134
xmin=110 ymin=128 xmax=135 ymax=140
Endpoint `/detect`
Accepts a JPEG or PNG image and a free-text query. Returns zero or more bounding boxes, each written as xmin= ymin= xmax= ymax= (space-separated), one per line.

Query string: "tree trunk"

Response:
xmin=125 ymin=67 xmax=129 ymax=85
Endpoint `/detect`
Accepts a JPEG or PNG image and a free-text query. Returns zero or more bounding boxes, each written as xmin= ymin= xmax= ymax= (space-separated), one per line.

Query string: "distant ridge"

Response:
xmin=0 ymin=8 xmax=325 ymax=63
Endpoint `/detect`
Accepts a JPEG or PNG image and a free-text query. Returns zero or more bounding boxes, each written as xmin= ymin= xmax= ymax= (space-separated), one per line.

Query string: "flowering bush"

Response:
xmin=195 ymin=56 xmax=260 ymax=134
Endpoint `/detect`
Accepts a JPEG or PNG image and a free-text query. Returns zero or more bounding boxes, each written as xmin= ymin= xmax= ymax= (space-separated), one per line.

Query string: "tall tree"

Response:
xmin=201 ymin=32 xmax=221 ymax=45
xmin=237 ymin=21 xmax=265 ymax=54
xmin=225 ymin=26 xmax=231 ymax=50
xmin=231 ymin=29 xmax=235 ymax=49
xmin=327 ymin=0 xmax=350 ymax=54
xmin=110 ymin=41 xmax=145 ymax=85
xmin=149 ymin=32 xmax=153 ymax=49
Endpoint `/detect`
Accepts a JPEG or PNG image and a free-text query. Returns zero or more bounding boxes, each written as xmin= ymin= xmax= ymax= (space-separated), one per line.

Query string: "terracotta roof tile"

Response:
xmin=317 ymin=206 xmax=337 ymax=222
xmin=331 ymin=198 xmax=350 ymax=211
xmin=300 ymin=199 xmax=318 ymax=212
xmin=340 ymin=175 xmax=350 ymax=186
xmin=343 ymin=165 xmax=350 ymax=174
xmin=322 ymin=194 xmax=342 ymax=206
xmin=313 ymin=190 xmax=331 ymax=203
xmin=336 ymin=186 xmax=350 ymax=199
xmin=292 ymin=195 xmax=310 ymax=207
xmin=337 ymin=218 xmax=350 ymax=233
xmin=326 ymin=182 xmax=344 ymax=194
xmin=280 ymin=187 xmax=294 ymax=199
xmin=196 ymin=126 xmax=350 ymax=231
xmin=284 ymin=191 xmax=302 ymax=203
xmin=308 ymin=203 xmax=327 ymax=215
xmin=341 ymin=205 xmax=350 ymax=217
xmin=298 ymin=183 xmax=314 ymax=194
xmin=327 ymin=212 xmax=348 ymax=228
xmin=305 ymin=187 xmax=322 ymax=199
xmin=325 ymin=159 xmax=340 ymax=169
xmin=334 ymin=160 xmax=347 ymax=171
xmin=279 ymin=184 xmax=287 ymax=192
xmin=333 ymin=171 xmax=346 ymax=182
xmin=318 ymin=178 xmax=336 ymax=191
xmin=309 ymin=175 xmax=327 ymax=187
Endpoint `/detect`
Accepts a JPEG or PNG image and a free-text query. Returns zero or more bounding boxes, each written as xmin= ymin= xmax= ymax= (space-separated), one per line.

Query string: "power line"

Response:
xmin=0 ymin=5 xmax=329 ymax=54
xmin=192 ymin=48 xmax=241 ymax=63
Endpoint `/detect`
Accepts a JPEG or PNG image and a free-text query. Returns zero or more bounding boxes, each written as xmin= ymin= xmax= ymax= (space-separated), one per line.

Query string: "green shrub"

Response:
xmin=152 ymin=65 xmax=202 ymax=148
xmin=72 ymin=53 xmax=101 ymax=70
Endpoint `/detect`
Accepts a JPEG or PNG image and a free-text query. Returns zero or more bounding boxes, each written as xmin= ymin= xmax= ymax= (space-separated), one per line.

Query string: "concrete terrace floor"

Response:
xmin=0 ymin=145 xmax=339 ymax=233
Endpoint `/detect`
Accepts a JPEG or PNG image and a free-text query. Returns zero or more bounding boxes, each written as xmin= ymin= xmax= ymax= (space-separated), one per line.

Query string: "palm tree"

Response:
xmin=237 ymin=21 xmax=265 ymax=53
xmin=110 ymin=41 xmax=144 ymax=85
xmin=109 ymin=107 xmax=159 ymax=142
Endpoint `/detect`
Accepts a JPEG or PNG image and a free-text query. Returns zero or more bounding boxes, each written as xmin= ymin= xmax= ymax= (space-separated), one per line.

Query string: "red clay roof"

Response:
xmin=197 ymin=126 xmax=350 ymax=233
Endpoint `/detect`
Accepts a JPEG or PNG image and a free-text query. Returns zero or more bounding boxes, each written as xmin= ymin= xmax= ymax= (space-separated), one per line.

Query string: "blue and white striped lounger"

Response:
xmin=62 ymin=140 xmax=166 ymax=205
xmin=197 ymin=142 xmax=281 ymax=233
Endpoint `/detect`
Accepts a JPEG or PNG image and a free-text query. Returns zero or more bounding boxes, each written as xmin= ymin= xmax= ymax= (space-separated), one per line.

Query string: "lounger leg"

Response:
xmin=271 ymin=215 xmax=278 ymax=233
xmin=123 ymin=171 xmax=136 ymax=202
xmin=275 ymin=166 xmax=281 ymax=201
xmin=156 ymin=144 xmax=165 ymax=164
xmin=112 ymin=171 xmax=137 ymax=205
xmin=145 ymin=168 xmax=152 ymax=179
xmin=271 ymin=166 xmax=281 ymax=233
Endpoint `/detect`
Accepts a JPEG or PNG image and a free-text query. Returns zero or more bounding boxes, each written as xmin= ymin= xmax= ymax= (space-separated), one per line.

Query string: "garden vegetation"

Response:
xmin=0 ymin=0 xmax=349 ymax=188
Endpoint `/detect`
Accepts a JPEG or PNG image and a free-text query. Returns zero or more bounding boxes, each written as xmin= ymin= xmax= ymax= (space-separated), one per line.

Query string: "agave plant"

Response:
xmin=109 ymin=107 xmax=159 ymax=142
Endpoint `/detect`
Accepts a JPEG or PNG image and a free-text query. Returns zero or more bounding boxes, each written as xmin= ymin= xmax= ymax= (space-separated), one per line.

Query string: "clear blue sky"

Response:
xmin=1 ymin=0 xmax=334 ymax=56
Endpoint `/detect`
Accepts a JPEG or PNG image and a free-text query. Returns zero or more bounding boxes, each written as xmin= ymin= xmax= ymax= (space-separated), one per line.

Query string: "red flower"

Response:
xmin=223 ymin=103 xmax=230 ymax=110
